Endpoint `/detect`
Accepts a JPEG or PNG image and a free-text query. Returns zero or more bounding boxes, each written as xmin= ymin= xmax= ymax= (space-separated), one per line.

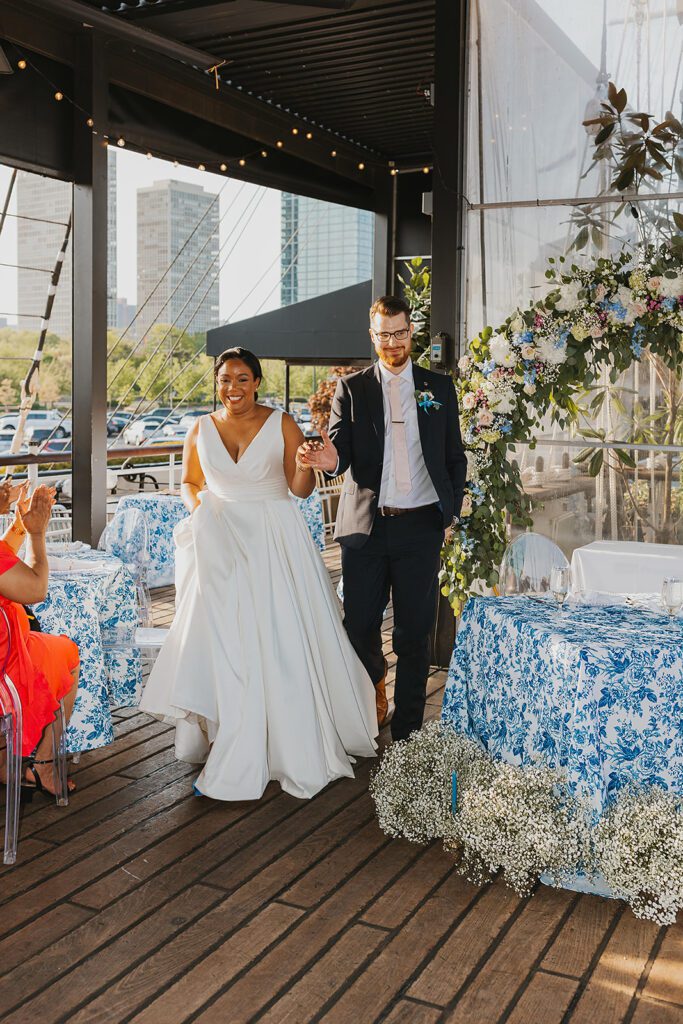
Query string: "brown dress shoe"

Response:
xmin=375 ymin=659 xmax=389 ymax=727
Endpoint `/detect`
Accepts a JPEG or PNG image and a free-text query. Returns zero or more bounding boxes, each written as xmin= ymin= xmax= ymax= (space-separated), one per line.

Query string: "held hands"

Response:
xmin=17 ymin=484 xmax=56 ymax=536
xmin=295 ymin=429 xmax=338 ymax=474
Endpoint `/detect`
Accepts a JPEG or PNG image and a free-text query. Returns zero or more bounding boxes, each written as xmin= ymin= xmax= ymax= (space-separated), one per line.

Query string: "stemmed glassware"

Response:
xmin=661 ymin=577 xmax=683 ymax=626
xmin=550 ymin=565 xmax=571 ymax=615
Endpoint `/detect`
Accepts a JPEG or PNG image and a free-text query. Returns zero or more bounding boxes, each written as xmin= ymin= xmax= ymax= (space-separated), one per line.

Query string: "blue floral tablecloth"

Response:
xmin=34 ymin=547 xmax=142 ymax=753
xmin=117 ymin=489 xmax=325 ymax=588
xmin=442 ymin=596 xmax=683 ymax=815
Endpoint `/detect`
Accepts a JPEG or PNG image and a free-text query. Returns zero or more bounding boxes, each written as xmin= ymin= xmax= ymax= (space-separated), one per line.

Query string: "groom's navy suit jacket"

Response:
xmin=328 ymin=361 xmax=467 ymax=549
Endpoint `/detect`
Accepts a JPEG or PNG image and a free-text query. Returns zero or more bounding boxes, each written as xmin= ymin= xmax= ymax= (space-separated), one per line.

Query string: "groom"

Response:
xmin=300 ymin=295 xmax=467 ymax=741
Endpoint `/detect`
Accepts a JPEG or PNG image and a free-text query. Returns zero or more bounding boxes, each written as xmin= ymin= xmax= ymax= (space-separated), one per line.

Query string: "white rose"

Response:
xmin=521 ymin=343 xmax=537 ymax=360
xmin=555 ymin=281 xmax=582 ymax=312
xmin=489 ymin=333 xmax=516 ymax=367
xmin=458 ymin=354 xmax=472 ymax=373
xmin=538 ymin=336 xmax=568 ymax=365
xmin=462 ymin=392 xmax=477 ymax=410
xmin=491 ymin=389 xmax=515 ymax=414
xmin=523 ymin=383 xmax=537 ymax=396
xmin=460 ymin=494 xmax=473 ymax=518
xmin=660 ymin=275 xmax=683 ymax=299
xmin=510 ymin=314 xmax=524 ymax=333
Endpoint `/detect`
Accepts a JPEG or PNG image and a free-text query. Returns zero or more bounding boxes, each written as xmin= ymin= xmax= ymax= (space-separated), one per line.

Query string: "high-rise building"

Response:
xmin=16 ymin=150 xmax=118 ymax=339
xmin=136 ymin=179 xmax=220 ymax=341
xmin=280 ymin=193 xmax=373 ymax=306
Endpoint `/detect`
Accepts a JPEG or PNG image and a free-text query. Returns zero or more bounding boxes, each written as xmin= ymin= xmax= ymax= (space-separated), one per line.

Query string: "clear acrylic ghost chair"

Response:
xmin=98 ymin=508 xmax=153 ymax=627
xmin=0 ymin=607 xmax=68 ymax=864
xmin=499 ymin=532 xmax=569 ymax=597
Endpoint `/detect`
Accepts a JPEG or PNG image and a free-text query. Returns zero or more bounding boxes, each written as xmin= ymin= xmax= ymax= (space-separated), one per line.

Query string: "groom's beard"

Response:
xmin=379 ymin=348 xmax=410 ymax=369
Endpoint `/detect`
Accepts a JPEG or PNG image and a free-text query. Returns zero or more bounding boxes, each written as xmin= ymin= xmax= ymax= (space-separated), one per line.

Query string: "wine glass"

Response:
xmin=550 ymin=565 xmax=571 ymax=613
xmin=661 ymin=577 xmax=683 ymax=625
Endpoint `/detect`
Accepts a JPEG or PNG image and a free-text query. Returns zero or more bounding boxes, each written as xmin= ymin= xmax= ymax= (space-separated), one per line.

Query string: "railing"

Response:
xmin=0 ymin=442 xmax=186 ymax=491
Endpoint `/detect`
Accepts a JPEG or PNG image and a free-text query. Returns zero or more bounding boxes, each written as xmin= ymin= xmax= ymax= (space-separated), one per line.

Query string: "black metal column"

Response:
xmin=431 ymin=0 xmax=470 ymax=371
xmin=372 ymin=176 xmax=396 ymax=300
xmin=72 ymin=31 xmax=108 ymax=545
xmin=430 ymin=0 xmax=471 ymax=668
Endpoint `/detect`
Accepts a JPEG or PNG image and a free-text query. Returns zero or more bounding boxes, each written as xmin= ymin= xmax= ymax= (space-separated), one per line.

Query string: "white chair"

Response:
xmin=0 ymin=607 xmax=69 ymax=865
xmin=100 ymin=624 xmax=169 ymax=675
xmin=499 ymin=532 xmax=569 ymax=596
xmin=98 ymin=508 xmax=153 ymax=627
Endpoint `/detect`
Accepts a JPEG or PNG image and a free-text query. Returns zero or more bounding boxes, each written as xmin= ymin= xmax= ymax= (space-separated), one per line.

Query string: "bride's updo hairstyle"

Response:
xmin=214 ymin=347 xmax=263 ymax=401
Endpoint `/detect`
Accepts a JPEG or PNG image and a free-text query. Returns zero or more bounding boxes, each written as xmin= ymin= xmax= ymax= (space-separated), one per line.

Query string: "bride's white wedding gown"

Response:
xmin=140 ymin=410 xmax=378 ymax=801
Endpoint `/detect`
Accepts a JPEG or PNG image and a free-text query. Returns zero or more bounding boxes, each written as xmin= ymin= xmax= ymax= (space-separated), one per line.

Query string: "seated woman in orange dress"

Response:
xmin=0 ymin=482 xmax=79 ymax=798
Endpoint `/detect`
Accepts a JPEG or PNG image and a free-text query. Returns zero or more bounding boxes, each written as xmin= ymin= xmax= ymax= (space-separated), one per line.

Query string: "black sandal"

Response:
xmin=21 ymin=756 xmax=75 ymax=802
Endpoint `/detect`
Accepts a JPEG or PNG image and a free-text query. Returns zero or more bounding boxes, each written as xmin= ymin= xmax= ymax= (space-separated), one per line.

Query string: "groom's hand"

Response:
xmin=296 ymin=429 xmax=338 ymax=474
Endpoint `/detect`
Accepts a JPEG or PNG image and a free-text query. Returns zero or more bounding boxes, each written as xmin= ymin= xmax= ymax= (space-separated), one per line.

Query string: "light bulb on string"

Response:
xmin=86 ymin=118 xmax=94 ymax=128
xmin=330 ymin=150 xmax=337 ymax=157
xmin=198 ymin=163 xmax=206 ymax=171
xmin=291 ymin=127 xmax=299 ymax=135
xmin=422 ymin=166 xmax=430 ymax=174
xmin=305 ymin=132 xmax=313 ymax=140
xmin=17 ymin=60 xmax=27 ymax=70
xmin=390 ymin=168 xmax=399 ymax=176
xmin=276 ymin=140 xmax=284 ymax=148
xmin=54 ymin=91 xmax=64 ymax=102
xmin=220 ymin=163 xmax=228 ymax=171
xmin=260 ymin=150 xmax=267 ymax=158
xmin=173 ymin=160 xmax=179 ymax=167
xmin=117 ymin=137 xmax=125 ymax=147
xmin=357 ymin=162 xmax=365 ymax=171
xmin=146 ymin=152 xmax=152 ymax=160
xmin=239 ymin=158 xmax=246 ymax=167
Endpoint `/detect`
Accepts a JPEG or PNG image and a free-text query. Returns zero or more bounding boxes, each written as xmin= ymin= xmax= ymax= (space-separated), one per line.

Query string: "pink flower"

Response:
xmin=595 ymin=283 xmax=606 ymax=301
xmin=477 ymin=409 xmax=494 ymax=427
xmin=462 ymin=392 xmax=477 ymax=410
xmin=647 ymin=276 xmax=661 ymax=292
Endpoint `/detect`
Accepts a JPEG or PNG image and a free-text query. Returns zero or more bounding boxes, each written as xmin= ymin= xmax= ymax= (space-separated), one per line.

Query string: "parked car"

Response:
xmin=106 ymin=411 xmax=135 ymax=437
xmin=0 ymin=410 xmax=71 ymax=438
xmin=178 ymin=409 xmax=209 ymax=432
xmin=122 ymin=415 xmax=180 ymax=446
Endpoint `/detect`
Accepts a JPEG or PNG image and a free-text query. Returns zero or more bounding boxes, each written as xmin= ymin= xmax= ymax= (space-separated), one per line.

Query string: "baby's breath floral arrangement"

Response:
xmin=441 ymin=243 xmax=683 ymax=614
xmin=595 ymin=787 xmax=683 ymax=925
xmin=371 ymin=726 xmax=683 ymax=922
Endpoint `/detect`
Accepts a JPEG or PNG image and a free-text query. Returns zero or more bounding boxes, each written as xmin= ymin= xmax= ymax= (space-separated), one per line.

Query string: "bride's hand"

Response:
xmin=297 ymin=430 xmax=338 ymax=473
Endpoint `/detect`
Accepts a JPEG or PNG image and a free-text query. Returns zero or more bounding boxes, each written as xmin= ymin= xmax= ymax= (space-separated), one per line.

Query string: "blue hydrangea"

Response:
xmin=498 ymin=419 xmax=513 ymax=435
xmin=520 ymin=330 xmax=534 ymax=344
xmin=524 ymin=368 xmax=537 ymax=385
xmin=661 ymin=297 xmax=676 ymax=312
xmin=604 ymin=300 xmax=627 ymax=321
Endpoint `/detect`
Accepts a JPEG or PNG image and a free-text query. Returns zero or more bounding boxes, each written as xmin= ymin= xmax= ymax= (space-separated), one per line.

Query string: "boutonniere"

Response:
xmin=415 ymin=389 xmax=442 ymax=413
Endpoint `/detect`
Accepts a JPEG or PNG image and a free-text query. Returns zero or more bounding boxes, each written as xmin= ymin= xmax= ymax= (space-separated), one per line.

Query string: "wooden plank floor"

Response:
xmin=1 ymin=545 xmax=682 ymax=1023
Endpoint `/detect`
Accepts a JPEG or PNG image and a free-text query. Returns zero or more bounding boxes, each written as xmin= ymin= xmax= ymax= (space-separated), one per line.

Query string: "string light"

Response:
xmin=17 ymin=58 xmax=413 ymax=181
xmin=422 ymin=166 xmax=430 ymax=174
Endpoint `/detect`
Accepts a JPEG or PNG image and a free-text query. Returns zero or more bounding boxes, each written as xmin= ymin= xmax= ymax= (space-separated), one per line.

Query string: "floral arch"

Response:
xmin=441 ymin=241 xmax=683 ymax=614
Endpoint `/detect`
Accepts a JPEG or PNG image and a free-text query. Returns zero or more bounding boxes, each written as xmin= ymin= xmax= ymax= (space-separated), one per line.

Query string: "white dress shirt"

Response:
xmin=378 ymin=360 xmax=439 ymax=508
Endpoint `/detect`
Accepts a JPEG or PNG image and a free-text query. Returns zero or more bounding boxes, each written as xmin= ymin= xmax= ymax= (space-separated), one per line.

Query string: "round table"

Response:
xmin=36 ymin=545 xmax=143 ymax=752
xmin=442 ymin=595 xmax=683 ymax=816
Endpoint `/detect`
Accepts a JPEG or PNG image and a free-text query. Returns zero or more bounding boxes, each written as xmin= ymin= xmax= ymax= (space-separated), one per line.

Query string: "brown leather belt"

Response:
xmin=378 ymin=503 xmax=437 ymax=517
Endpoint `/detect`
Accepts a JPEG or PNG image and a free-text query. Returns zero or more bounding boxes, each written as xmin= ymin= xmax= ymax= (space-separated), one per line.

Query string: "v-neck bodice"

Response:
xmin=197 ymin=409 xmax=289 ymax=502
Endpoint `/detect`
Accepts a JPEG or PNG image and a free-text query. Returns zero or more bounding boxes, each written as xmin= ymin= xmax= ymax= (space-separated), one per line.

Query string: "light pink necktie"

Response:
xmin=389 ymin=375 xmax=412 ymax=495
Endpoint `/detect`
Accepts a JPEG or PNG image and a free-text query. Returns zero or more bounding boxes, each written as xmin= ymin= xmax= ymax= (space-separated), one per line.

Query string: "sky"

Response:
xmin=0 ymin=147 xmax=283 ymax=327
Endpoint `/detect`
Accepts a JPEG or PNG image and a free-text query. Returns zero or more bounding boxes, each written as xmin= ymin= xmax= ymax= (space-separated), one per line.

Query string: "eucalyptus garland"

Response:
xmin=441 ymin=243 xmax=683 ymax=614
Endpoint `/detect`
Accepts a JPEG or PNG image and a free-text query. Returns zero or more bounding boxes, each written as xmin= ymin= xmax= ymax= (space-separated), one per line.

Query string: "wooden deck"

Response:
xmin=2 ymin=547 xmax=683 ymax=1024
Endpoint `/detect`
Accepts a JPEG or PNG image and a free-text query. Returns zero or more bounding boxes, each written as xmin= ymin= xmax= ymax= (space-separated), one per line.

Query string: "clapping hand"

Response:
xmin=17 ymin=484 xmax=55 ymax=536
xmin=296 ymin=429 xmax=338 ymax=474
xmin=0 ymin=478 xmax=24 ymax=515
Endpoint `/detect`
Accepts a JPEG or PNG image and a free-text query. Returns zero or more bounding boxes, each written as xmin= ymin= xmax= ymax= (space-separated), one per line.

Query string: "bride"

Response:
xmin=140 ymin=347 xmax=378 ymax=801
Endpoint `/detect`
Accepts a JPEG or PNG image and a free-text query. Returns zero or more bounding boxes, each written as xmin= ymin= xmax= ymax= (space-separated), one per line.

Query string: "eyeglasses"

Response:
xmin=371 ymin=328 xmax=410 ymax=344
